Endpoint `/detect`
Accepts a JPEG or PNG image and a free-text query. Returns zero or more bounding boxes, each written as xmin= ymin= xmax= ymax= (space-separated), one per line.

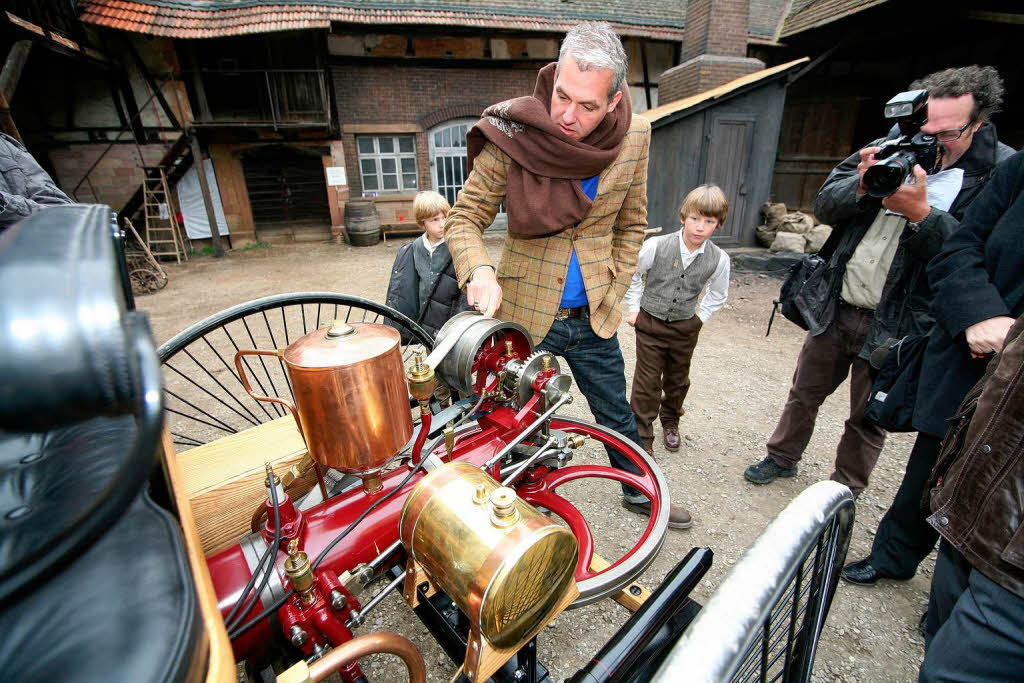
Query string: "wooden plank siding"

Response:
xmin=647 ymin=80 xmax=789 ymax=246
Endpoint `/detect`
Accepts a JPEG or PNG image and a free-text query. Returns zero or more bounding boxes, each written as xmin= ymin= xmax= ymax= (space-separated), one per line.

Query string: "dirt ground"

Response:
xmin=143 ymin=237 xmax=932 ymax=682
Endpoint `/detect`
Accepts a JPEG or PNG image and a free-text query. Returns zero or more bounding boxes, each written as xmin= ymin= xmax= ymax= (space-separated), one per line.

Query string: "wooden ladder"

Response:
xmin=142 ymin=166 xmax=188 ymax=263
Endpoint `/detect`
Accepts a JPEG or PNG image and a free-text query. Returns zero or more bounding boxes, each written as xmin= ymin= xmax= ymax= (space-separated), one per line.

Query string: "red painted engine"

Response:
xmin=207 ymin=312 xmax=670 ymax=680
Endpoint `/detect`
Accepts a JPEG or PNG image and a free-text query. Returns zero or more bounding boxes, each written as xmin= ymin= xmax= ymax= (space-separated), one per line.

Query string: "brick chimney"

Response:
xmin=659 ymin=0 xmax=765 ymax=104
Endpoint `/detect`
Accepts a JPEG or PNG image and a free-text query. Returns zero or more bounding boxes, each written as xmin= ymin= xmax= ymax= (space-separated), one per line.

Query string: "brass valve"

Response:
xmin=489 ymin=487 xmax=520 ymax=527
xmin=284 ymin=539 xmax=316 ymax=603
xmin=542 ymin=355 xmax=552 ymax=371
xmin=505 ymin=340 xmax=514 ymax=356
xmin=566 ymin=434 xmax=587 ymax=450
xmin=406 ymin=352 xmax=437 ymax=405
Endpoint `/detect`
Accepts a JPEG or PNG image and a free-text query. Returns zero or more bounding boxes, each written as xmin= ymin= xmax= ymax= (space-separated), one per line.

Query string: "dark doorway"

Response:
xmin=241 ymin=146 xmax=331 ymax=242
xmin=704 ymin=114 xmax=755 ymax=245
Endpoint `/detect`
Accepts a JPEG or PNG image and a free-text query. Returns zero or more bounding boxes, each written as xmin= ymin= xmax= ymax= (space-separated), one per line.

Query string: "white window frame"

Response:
xmin=428 ymin=119 xmax=506 ymax=227
xmin=356 ymin=134 xmax=418 ymax=196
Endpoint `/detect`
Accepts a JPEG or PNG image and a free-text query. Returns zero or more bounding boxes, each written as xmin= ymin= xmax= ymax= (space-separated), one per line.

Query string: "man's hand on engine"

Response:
xmin=856 ymin=146 xmax=882 ymax=195
xmin=883 ymin=165 xmax=931 ymax=223
xmin=467 ymin=266 xmax=503 ymax=317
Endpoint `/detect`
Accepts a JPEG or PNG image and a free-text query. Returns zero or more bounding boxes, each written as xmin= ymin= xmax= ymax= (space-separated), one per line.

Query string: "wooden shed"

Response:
xmin=641 ymin=58 xmax=808 ymax=247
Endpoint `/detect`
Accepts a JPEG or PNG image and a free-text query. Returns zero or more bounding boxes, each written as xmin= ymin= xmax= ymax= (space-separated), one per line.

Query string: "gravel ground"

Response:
xmin=143 ymin=237 xmax=931 ymax=682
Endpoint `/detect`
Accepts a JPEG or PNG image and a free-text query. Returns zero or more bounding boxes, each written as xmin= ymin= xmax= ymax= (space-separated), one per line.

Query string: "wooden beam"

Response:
xmin=0 ymin=89 xmax=22 ymax=144
xmin=0 ymin=40 xmax=32 ymax=102
xmin=122 ymin=35 xmax=181 ymax=130
xmin=590 ymin=553 xmax=652 ymax=611
xmin=189 ymin=133 xmax=225 ymax=257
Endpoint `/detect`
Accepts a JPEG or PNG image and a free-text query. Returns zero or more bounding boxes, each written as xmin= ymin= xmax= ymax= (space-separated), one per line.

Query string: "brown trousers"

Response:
xmin=767 ymin=303 xmax=886 ymax=494
xmin=630 ymin=309 xmax=702 ymax=442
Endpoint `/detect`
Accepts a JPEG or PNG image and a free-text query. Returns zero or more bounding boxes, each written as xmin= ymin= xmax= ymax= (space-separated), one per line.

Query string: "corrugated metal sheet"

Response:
xmin=780 ymin=0 xmax=889 ymax=38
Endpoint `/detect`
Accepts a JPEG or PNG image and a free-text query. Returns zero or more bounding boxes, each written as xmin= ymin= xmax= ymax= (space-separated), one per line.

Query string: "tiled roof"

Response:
xmin=77 ymin=0 xmax=688 ymax=40
xmin=640 ymin=57 xmax=809 ymax=124
xmin=748 ymin=0 xmax=790 ymax=42
xmin=780 ymin=0 xmax=889 ymax=38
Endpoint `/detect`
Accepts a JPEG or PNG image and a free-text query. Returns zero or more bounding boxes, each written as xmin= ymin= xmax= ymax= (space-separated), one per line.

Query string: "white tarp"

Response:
xmin=176 ymin=158 xmax=230 ymax=239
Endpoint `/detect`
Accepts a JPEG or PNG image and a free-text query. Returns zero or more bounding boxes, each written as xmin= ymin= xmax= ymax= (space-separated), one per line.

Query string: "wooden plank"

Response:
xmin=178 ymin=415 xmax=315 ymax=554
xmin=160 ymin=429 xmax=238 ymax=683
xmin=590 ymin=553 xmax=651 ymax=611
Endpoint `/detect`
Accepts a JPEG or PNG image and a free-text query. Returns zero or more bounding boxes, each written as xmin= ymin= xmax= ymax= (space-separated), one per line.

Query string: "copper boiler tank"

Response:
xmin=235 ymin=320 xmax=412 ymax=487
xmin=399 ymin=462 xmax=579 ymax=682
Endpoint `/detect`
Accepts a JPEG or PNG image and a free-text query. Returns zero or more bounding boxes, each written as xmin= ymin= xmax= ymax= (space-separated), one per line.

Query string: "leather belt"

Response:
xmin=555 ymin=306 xmax=589 ymax=320
xmin=839 ymin=299 xmax=875 ymax=314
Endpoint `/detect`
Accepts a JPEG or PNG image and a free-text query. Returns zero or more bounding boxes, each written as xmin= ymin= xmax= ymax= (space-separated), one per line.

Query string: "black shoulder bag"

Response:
xmin=766 ymin=254 xmax=826 ymax=335
xmin=862 ymin=333 xmax=931 ymax=432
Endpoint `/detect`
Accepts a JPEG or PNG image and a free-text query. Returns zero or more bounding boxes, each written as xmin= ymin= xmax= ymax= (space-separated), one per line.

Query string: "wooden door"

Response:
xmin=703 ymin=115 xmax=755 ymax=245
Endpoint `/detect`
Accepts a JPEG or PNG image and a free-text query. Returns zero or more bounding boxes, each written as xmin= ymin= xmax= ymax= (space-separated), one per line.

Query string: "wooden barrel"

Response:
xmin=345 ymin=200 xmax=381 ymax=246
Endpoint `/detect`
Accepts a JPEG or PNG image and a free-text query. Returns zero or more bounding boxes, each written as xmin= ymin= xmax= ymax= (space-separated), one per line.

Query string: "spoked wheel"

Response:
xmin=130 ymin=267 xmax=167 ymax=294
xmin=157 ymin=293 xmax=433 ymax=450
xmin=446 ymin=416 xmax=671 ymax=608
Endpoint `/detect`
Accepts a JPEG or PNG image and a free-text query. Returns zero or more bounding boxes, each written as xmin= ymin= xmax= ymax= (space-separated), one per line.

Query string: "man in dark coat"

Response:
xmin=919 ymin=307 xmax=1024 ymax=680
xmin=745 ymin=66 xmax=1014 ymax=500
xmin=844 ymin=149 xmax=1024 ymax=588
xmin=0 ymin=133 xmax=71 ymax=231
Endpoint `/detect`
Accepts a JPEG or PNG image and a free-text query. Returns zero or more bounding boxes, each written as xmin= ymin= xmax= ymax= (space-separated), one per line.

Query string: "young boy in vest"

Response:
xmin=385 ymin=190 xmax=466 ymax=337
xmin=625 ymin=184 xmax=731 ymax=456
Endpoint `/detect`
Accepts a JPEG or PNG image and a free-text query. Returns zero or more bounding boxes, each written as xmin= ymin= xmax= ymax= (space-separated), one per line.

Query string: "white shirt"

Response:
xmin=623 ymin=231 xmax=731 ymax=323
xmin=420 ymin=233 xmax=444 ymax=256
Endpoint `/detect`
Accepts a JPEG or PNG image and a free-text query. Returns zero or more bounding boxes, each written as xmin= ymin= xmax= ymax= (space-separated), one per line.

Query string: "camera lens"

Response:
xmin=864 ymin=152 xmax=914 ymax=198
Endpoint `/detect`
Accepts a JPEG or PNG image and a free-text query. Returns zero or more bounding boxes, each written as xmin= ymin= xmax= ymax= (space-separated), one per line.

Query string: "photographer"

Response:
xmin=743 ymin=67 xmax=1013 ymax=507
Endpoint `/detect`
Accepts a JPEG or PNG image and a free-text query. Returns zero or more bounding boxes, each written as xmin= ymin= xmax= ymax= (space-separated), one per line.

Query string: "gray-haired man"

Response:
xmin=446 ymin=22 xmax=692 ymax=527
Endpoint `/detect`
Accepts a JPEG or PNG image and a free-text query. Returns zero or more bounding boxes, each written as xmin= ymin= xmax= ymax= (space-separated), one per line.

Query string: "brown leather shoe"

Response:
xmin=663 ymin=426 xmax=681 ymax=452
xmin=621 ymin=499 xmax=693 ymax=529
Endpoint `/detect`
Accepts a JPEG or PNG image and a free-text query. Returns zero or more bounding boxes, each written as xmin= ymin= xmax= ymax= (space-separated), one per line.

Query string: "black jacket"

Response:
xmin=385 ymin=239 xmax=469 ymax=339
xmin=806 ymin=123 xmax=1013 ymax=360
xmin=914 ymin=150 xmax=1024 ymax=437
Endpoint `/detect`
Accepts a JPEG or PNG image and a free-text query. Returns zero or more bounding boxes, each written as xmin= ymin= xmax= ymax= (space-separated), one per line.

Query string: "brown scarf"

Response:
xmin=466 ymin=62 xmax=631 ymax=238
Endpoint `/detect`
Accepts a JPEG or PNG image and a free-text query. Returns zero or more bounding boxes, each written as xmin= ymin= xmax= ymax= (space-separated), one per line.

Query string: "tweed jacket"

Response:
xmin=446 ymin=115 xmax=651 ymax=343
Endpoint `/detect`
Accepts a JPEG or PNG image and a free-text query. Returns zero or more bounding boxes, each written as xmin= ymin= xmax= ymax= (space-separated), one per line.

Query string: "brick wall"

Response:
xmin=333 ymin=63 xmax=538 ymax=197
xmin=681 ymin=0 xmax=750 ymax=61
xmin=48 ymin=143 xmax=171 ymax=209
xmin=659 ymin=55 xmax=765 ymax=103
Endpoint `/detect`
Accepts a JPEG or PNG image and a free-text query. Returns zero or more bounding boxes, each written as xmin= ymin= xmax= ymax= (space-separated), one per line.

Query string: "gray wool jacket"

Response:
xmin=0 ymin=133 xmax=72 ymax=231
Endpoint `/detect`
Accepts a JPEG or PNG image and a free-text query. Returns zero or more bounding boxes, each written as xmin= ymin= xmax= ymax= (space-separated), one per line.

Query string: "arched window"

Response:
xmin=429 ymin=119 xmax=506 ymax=227
xmin=429 ymin=119 xmax=475 ymax=206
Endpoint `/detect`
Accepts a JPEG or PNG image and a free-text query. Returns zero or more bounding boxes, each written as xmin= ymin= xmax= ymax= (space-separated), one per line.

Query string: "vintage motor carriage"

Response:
xmin=0 ymin=206 xmax=855 ymax=683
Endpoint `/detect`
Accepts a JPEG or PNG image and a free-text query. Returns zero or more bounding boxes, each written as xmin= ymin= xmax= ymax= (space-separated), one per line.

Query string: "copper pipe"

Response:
xmin=307 ymin=633 xmax=426 ymax=683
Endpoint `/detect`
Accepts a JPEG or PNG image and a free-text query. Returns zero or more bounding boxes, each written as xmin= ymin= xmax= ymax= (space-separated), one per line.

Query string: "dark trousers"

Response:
xmin=920 ymin=540 xmax=1024 ymax=682
xmin=868 ymin=432 xmax=942 ymax=577
xmin=629 ymin=309 xmax=702 ymax=442
xmin=537 ymin=316 xmax=645 ymax=502
xmin=767 ymin=304 xmax=886 ymax=494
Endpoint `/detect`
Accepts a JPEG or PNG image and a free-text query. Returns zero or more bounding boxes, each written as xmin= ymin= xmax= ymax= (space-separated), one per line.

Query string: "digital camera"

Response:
xmin=863 ymin=89 xmax=942 ymax=198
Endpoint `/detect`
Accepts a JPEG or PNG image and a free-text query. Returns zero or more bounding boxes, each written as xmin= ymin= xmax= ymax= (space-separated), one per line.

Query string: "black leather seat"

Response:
xmin=0 ymin=205 xmax=203 ymax=681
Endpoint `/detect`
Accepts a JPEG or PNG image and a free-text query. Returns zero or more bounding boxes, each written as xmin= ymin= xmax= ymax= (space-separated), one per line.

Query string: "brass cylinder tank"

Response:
xmin=399 ymin=463 xmax=578 ymax=649
xmin=235 ymin=320 xmax=412 ymax=476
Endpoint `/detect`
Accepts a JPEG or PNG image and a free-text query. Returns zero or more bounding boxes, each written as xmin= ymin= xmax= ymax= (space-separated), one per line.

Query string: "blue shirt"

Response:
xmin=560 ymin=174 xmax=599 ymax=307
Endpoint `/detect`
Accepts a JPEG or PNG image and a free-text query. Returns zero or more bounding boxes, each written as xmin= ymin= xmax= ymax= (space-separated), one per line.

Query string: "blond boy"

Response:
xmin=624 ymin=185 xmax=731 ymax=455
xmin=385 ymin=191 xmax=467 ymax=336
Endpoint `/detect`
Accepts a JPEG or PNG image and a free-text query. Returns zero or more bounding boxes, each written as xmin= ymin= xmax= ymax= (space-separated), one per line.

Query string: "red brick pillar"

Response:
xmin=659 ymin=0 xmax=764 ymax=103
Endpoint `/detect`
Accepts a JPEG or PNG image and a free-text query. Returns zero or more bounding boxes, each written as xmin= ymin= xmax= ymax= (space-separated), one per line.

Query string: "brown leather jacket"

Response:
xmin=927 ymin=313 xmax=1024 ymax=598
